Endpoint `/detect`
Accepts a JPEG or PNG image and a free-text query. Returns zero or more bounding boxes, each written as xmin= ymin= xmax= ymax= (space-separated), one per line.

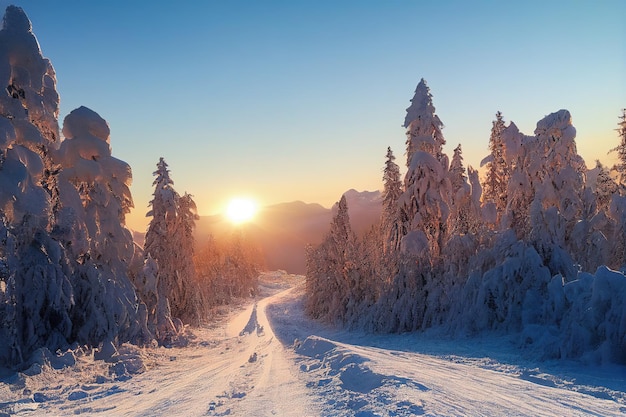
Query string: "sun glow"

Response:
xmin=226 ymin=198 xmax=258 ymax=224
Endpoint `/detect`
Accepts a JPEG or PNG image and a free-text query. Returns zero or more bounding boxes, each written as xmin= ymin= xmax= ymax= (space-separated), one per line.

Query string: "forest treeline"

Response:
xmin=306 ymin=79 xmax=626 ymax=364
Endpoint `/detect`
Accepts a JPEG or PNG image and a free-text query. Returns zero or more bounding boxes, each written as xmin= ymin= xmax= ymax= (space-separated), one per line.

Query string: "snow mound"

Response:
xmin=296 ymin=336 xmax=376 ymax=390
xmin=21 ymin=347 xmax=76 ymax=376
xmin=295 ymin=335 xmax=337 ymax=359
xmin=339 ymin=363 xmax=384 ymax=393
xmin=295 ymin=336 xmax=428 ymax=416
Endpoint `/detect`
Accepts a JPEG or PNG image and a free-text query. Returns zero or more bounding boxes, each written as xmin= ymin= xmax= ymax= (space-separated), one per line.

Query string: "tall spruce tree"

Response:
xmin=173 ymin=193 xmax=203 ymax=324
xmin=305 ymin=195 xmax=357 ymax=323
xmin=58 ymin=107 xmax=145 ymax=348
xmin=144 ymin=158 xmax=177 ymax=319
xmin=403 ymin=78 xmax=446 ymax=165
xmin=610 ymin=109 xmax=626 ymax=189
xmin=144 ymin=158 xmax=201 ymax=327
xmin=607 ymin=110 xmax=626 ymax=267
xmin=482 ymin=111 xmax=508 ymax=220
xmin=448 ymin=144 xmax=471 ymax=235
xmin=595 ymin=160 xmax=618 ymax=212
xmin=399 ymin=79 xmax=450 ymax=259
xmin=381 ymin=147 xmax=403 ymax=253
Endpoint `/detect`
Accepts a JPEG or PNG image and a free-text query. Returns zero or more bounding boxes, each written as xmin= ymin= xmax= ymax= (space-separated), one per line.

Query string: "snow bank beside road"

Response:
xmin=267 ymin=279 xmax=626 ymax=417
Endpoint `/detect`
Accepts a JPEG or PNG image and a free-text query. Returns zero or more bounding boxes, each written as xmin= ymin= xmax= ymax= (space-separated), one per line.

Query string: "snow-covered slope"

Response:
xmin=1 ymin=272 xmax=624 ymax=416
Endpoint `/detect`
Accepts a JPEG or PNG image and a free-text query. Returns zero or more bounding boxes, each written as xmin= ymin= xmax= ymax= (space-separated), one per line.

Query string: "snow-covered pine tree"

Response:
xmin=448 ymin=144 xmax=471 ymax=235
xmin=438 ymin=162 xmax=483 ymax=315
xmin=501 ymin=121 xmax=535 ymax=239
xmin=594 ymin=160 xmax=618 ymax=213
xmin=0 ymin=5 xmax=55 ymax=226
xmin=530 ymin=110 xmax=586 ymax=277
xmin=609 ymin=109 xmax=626 ymax=189
xmin=356 ymin=223 xmax=386 ymax=313
xmin=609 ymin=194 xmax=626 ymax=269
xmin=467 ymin=166 xmax=483 ymax=235
xmin=304 ymin=242 xmax=326 ymax=319
xmin=399 ymin=79 xmax=450 ymax=260
xmin=369 ymin=80 xmax=452 ymax=333
xmin=172 ymin=193 xmax=204 ymax=324
xmin=144 ymin=158 xmax=179 ymax=332
xmin=0 ymin=6 xmax=159 ymax=367
xmin=0 ymin=7 xmax=82 ymax=366
xmin=58 ymin=106 xmax=147 ymax=348
xmin=305 ymin=195 xmax=358 ymax=323
xmin=570 ymin=184 xmax=610 ymax=272
xmin=403 ymin=79 xmax=446 ymax=165
xmin=482 ymin=111 xmax=508 ymax=222
xmin=449 ymin=144 xmax=467 ymax=191
xmin=381 ymin=147 xmax=403 ymax=253
xmin=144 ymin=159 xmax=205 ymax=327
xmin=327 ymin=195 xmax=357 ymax=323
xmin=145 ymin=158 xmax=178 ymax=269
xmin=372 ymin=254 xmax=430 ymax=333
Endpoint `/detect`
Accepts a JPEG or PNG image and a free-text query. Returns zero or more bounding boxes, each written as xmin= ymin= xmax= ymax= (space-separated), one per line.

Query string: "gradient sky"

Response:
xmin=4 ymin=0 xmax=625 ymax=231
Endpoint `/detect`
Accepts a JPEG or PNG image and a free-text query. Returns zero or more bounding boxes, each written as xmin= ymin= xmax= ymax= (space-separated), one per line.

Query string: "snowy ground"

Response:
xmin=1 ymin=272 xmax=625 ymax=417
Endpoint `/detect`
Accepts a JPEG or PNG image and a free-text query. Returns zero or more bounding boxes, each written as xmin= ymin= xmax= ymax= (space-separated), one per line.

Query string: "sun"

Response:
xmin=226 ymin=198 xmax=258 ymax=224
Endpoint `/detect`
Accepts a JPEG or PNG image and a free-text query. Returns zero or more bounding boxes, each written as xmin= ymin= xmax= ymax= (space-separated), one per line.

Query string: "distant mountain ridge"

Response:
xmin=195 ymin=190 xmax=382 ymax=274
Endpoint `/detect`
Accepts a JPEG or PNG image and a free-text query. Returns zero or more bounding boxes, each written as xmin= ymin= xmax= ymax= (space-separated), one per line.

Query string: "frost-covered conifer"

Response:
xmin=0 ymin=7 xmax=134 ymax=366
xmin=304 ymin=243 xmax=326 ymax=319
xmin=500 ymin=122 xmax=534 ymax=238
xmin=305 ymin=195 xmax=358 ymax=323
xmin=367 ymin=80 xmax=453 ymax=332
xmin=530 ymin=110 xmax=586 ymax=274
xmin=59 ymin=107 xmax=136 ymax=267
xmin=144 ymin=159 xmax=204 ymax=326
xmin=145 ymin=158 xmax=177 ymax=266
xmin=609 ymin=109 xmax=626 ymax=188
xmin=327 ymin=195 xmax=357 ymax=322
xmin=482 ymin=112 xmax=508 ymax=220
xmin=400 ymin=79 xmax=450 ymax=259
xmin=403 ymin=79 xmax=446 ymax=165
xmin=609 ymin=194 xmax=626 ymax=269
xmin=449 ymin=144 xmax=466 ymax=191
xmin=467 ymin=167 xmax=483 ymax=234
xmin=0 ymin=5 xmax=54 ymax=226
xmin=58 ymin=107 xmax=146 ymax=347
xmin=570 ymin=185 xmax=610 ymax=272
xmin=0 ymin=6 xmax=152 ymax=366
xmin=448 ymin=144 xmax=471 ymax=235
xmin=594 ymin=160 xmax=618 ymax=213
xmin=373 ymin=257 xmax=428 ymax=333
xmin=381 ymin=147 xmax=403 ymax=253
xmin=144 ymin=158 xmax=179 ymax=324
xmin=173 ymin=193 xmax=204 ymax=324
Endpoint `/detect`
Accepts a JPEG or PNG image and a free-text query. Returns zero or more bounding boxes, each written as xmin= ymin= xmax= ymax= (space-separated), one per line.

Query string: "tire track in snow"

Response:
xmin=204 ymin=289 xmax=321 ymax=416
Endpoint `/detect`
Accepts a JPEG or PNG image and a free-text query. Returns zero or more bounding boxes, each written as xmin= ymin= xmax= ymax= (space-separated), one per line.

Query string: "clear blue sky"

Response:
xmin=5 ymin=0 xmax=625 ymax=230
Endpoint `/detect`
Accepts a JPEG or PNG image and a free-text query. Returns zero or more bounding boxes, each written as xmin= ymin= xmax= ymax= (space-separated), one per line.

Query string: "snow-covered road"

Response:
xmin=72 ymin=287 xmax=320 ymax=417
xmin=266 ymin=283 xmax=626 ymax=417
xmin=1 ymin=273 xmax=625 ymax=416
